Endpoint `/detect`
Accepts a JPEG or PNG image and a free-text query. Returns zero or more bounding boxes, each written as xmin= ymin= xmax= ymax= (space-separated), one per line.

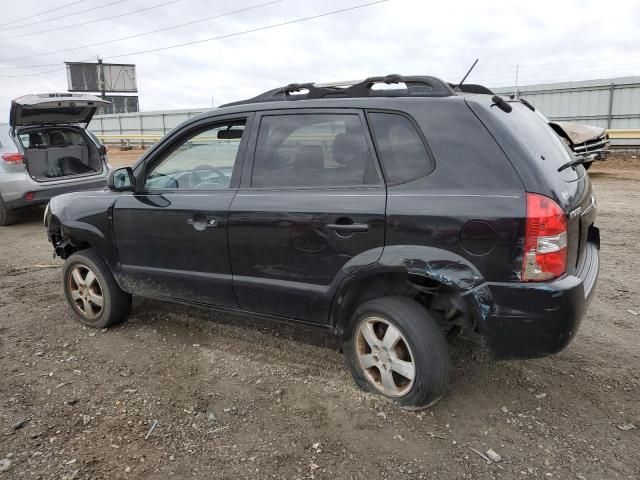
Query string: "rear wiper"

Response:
xmin=557 ymin=154 xmax=594 ymax=172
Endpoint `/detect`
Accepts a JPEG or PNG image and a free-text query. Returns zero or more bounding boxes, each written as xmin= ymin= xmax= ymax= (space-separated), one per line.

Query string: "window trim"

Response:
xmin=240 ymin=108 xmax=384 ymax=191
xmin=136 ymin=113 xmax=254 ymax=194
xmin=364 ymin=109 xmax=436 ymax=186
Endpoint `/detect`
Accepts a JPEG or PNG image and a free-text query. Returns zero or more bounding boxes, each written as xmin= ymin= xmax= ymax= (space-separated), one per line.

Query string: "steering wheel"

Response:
xmin=189 ymin=164 xmax=227 ymax=188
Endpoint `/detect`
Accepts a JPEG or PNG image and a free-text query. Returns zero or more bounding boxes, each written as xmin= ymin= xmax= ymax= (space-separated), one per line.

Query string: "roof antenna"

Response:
xmin=453 ymin=58 xmax=479 ymax=92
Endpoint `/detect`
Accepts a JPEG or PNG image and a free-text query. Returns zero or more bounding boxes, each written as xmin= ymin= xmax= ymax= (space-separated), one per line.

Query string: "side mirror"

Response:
xmin=108 ymin=167 xmax=135 ymax=192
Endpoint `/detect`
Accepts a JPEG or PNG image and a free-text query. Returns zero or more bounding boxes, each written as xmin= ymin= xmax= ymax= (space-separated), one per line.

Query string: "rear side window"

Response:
xmin=368 ymin=112 xmax=433 ymax=184
xmin=251 ymin=114 xmax=378 ymax=188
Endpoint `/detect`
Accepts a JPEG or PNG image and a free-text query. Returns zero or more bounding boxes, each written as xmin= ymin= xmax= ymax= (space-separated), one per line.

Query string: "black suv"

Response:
xmin=45 ymin=75 xmax=599 ymax=409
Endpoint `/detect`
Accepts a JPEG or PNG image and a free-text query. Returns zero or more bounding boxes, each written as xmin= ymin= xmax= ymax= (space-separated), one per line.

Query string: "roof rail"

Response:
xmin=448 ymin=83 xmax=495 ymax=95
xmin=220 ymin=74 xmax=455 ymax=107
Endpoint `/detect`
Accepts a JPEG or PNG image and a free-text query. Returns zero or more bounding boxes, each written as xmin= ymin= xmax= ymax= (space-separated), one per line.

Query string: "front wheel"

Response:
xmin=63 ymin=249 xmax=131 ymax=328
xmin=343 ymin=296 xmax=451 ymax=409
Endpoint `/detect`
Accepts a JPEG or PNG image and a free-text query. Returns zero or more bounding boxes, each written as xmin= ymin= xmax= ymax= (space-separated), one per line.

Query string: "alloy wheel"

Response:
xmin=355 ymin=316 xmax=416 ymax=397
xmin=68 ymin=265 xmax=104 ymax=319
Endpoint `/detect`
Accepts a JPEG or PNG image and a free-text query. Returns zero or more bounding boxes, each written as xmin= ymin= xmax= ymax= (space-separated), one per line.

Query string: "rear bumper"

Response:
xmin=5 ymin=178 xmax=107 ymax=209
xmin=480 ymin=240 xmax=599 ymax=360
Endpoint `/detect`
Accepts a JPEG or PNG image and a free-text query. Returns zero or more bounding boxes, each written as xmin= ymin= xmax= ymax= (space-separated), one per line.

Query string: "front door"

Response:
xmin=228 ymin=110 xmax=386 ymax=323
xmin=113 ymin=116 xmax=251 ymax=307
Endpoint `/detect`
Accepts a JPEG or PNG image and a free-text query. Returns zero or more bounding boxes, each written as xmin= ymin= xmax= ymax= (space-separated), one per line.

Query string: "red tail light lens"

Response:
xmin=1 ymin=152 xmax=24 ymax=164
xmin=522 ymin=193 xmax=567 ymax=282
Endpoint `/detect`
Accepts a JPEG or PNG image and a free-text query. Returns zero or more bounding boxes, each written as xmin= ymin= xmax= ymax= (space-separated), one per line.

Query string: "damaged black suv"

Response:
xmin=45 ymin=75 xmax=600 ymax=408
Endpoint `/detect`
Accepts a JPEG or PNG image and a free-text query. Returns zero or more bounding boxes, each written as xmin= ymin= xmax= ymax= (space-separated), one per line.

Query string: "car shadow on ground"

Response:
xmin=127 ymin=296 xmax=490 ymax=388
xmin=11 ymin=205 xmax=46 ymax=225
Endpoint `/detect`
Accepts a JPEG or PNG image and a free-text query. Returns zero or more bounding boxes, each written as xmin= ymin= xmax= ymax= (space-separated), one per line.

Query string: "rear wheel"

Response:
xmin=63 ymin=249 xmax=131 ymax=328
xmin=0 ymin=196 xmax=18 ymax=226
xmin=343 ymin=296 xmax=451 ymax=409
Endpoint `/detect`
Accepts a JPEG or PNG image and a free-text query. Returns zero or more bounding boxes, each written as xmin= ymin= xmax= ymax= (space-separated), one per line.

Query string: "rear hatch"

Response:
xmin=9 ymin=93 xmax=109 ymax=128
xmin=465 ymin=97 xmax=596 ymax=276
xmin=9 ymin=94 xmax=110 ymax=184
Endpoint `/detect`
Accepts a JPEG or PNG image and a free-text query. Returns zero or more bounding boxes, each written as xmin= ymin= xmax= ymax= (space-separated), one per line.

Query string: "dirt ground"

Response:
xmin=0 ymin=154 xmax=639 ymax=479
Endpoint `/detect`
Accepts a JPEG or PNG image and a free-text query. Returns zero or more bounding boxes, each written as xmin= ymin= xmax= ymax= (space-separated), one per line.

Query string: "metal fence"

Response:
xmin=88 ymin=108 xmax=208 ymax=147
xmin=493 ymin=76 xmax=640 ymax=147
xmin=89 ymin=76 xmax=640 ymax=148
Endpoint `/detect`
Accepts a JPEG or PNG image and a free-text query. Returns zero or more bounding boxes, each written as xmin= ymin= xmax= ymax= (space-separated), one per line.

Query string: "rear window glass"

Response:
xmin=496 ymin=103 xmax=577 ymax=180
xmin=368 ymin=113 xmax=433 ymax=184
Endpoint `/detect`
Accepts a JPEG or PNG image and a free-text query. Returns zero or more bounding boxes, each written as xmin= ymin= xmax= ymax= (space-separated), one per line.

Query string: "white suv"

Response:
xmin=0 ymin=93 xmax=111 ymax=226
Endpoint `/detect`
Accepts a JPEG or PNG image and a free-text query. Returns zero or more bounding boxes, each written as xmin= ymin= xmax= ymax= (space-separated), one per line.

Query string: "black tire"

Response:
xmin=0 ymin=196 xmax=18 ymax=226
xmin=342 ymin=296 xmax=450 ymax=409
xmin=62 ymin=249 xmax=131 ymax=328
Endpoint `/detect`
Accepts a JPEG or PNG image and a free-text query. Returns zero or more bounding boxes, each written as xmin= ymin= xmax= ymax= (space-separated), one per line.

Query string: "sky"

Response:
xmin=0 ymin=0 xmax=639 ymax=119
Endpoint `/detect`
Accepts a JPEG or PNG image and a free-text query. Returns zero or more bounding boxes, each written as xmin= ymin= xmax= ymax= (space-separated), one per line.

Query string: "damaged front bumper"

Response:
xmin=477 ymin=241 xmax=599 ymax=360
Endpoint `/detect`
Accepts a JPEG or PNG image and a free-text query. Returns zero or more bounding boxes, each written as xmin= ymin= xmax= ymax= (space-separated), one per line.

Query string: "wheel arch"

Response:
xmin=330 ymin=245 xmax=493 ymax=338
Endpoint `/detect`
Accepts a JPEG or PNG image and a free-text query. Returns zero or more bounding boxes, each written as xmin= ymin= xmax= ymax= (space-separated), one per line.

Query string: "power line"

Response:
xmin=0 ymin=0 xmax=281 ymax=64
xmin=0 ymin=0 xmax=91 ymax=28
xmin=105 ymin=0 xmax=388 ymax=60
xmin=0 ymin=0 xmax=128 ymax=33
xmin=0 ymin=56 xmax=97 ymax=78
xmin=0 ymin=0 xmax=184 ymax=41
xmin=0 ymin=0 xmax=389 ymax=77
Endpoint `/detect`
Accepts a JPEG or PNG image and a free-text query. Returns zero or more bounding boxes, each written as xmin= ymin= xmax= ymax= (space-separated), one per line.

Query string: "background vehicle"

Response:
xmin=0 ymin=93 xmax=111 ymax=226
xmin=521 ymin=99 xmax=610 ymax=169
xmin=548 ymin=120 xmax=609 ymax=168
xmin=45 ymin=75 xmax=600 ymax=409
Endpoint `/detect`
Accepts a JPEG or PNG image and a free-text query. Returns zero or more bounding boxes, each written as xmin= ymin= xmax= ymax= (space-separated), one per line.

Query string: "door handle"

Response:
xmin=187 ymin=213 xmax=218 ymax=231
xmin=326 ymin=222 xmax=369 ymax=233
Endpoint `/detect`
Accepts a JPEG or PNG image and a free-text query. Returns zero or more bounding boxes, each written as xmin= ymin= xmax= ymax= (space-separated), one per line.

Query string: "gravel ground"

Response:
xmin=0 ymin=155 xmax=638 ymax=479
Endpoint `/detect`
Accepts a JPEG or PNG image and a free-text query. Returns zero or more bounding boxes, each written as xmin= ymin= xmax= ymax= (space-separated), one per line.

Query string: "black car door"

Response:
xmin=228 ymin=109 xmax=386 ymax=324
xmin=112 ymin=114 xmax=252 ymax=307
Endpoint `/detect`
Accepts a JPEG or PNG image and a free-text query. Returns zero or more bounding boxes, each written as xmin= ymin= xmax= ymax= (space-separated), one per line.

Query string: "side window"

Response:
xmin=251 ymin=114 xmax=377 ymax=188
xmin=19 ymin=134 xmax=30 ymax=148
xmin=368 ymin=112 xmax=433 ymax=184
xmin=145 ymin=121 xmax=245 ymax=190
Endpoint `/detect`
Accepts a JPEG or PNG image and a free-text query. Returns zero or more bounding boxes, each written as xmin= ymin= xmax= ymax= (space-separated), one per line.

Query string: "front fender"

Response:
xmin=47 ymin=191 xmax=120 ymax=269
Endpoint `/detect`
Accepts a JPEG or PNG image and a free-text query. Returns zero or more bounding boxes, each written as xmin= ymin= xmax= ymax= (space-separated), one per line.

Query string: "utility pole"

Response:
xmin=514 ymin=64 xmax=520 ymax=99
xmin=97 ymin=56 xmax=107 ymax=114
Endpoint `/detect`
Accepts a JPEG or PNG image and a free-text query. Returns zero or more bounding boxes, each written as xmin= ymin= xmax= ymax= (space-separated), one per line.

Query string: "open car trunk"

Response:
xmin=9 ymin=93 xmax=110 ymax=182
xmin=18 ymin=126 xmax=103 ymax=181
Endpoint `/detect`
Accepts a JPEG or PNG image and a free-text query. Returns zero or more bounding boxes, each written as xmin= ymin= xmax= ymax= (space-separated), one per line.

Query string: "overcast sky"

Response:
xmin=1 ymin=0 xmax=639 ymax=119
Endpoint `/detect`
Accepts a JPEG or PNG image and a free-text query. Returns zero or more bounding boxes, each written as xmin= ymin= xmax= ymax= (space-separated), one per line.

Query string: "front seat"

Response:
xmin=28 ymin=132 xmax=44 ymax=148
xmin=49 ymin=131 xmax=67 ymax=146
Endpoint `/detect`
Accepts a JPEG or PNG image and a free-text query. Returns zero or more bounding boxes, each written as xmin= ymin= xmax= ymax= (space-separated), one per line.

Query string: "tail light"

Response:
xmin=522 ymin=193 xmax=567 ymax=282
xmin=1 ymin=152 xmax=24 ymax=164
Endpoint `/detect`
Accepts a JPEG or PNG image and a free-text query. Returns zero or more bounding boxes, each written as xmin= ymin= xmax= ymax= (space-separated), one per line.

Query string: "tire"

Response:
xmin=342 ymin=296 xmax=451 ymax=409
xmin=62 ymin=249 xmax=131 ymax=328
xmin=0 ymin=196 xmax=18 ymax=226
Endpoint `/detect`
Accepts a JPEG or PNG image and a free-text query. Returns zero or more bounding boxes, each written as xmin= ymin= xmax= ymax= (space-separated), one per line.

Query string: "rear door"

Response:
xmin=112 ymin=114 xmax=252 ymax=307
xmin=228 ymin=109 xmax=386 ymax=324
